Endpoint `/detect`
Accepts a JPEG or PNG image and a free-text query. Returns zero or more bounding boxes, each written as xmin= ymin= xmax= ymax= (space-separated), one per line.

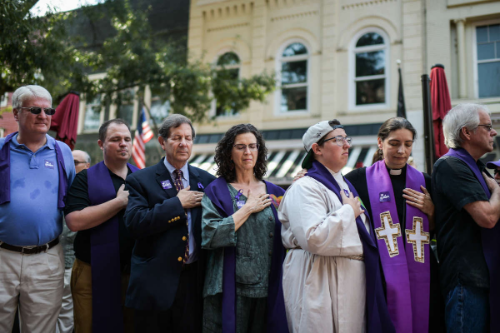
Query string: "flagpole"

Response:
xmin=397 ymin=60 xmax=407 ymax=119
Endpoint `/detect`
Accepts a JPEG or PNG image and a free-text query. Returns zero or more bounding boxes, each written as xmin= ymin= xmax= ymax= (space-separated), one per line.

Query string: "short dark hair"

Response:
xmin=215 ymin=124 xmax=268 ymax=182
xmin=159 ymin=114 xmax=195 ymax=139
xmin=98 ymin=119 xmax=131 ymax=142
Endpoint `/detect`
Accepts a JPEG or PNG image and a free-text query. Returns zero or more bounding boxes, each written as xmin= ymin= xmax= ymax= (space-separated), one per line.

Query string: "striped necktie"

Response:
xmin=174 ymin=169 xmax=189 ymax=263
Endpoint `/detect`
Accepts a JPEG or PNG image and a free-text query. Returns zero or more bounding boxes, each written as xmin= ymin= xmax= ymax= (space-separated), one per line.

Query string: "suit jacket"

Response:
xmin=124 ymin=158 xmax=216 ymax=311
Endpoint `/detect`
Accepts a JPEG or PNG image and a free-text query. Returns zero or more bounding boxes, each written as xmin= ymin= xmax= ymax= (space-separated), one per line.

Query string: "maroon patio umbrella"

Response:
xmin=430 ymin=64 xmax=451 ymax=158
xmin=50 ymin=92 xmax=80 ymax=150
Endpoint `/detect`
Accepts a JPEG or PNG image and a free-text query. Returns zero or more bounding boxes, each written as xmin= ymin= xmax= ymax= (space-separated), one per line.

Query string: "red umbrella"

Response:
xmin=50 ymin=92 xmax=80 ymax=150
xmin=430 ymin=64 xmax=451 ymax=158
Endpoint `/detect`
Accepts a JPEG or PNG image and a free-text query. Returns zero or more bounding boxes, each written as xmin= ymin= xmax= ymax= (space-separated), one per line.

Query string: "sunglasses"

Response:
xmin=494 ymin=169 xmax=500 ymax=176
xmin=18 ymin=106 xmax=56 ymax=116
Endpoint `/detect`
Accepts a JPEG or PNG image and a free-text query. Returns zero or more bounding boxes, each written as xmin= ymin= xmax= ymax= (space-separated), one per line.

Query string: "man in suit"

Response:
xmin=124 ymin=114 xmax=216 ymax=332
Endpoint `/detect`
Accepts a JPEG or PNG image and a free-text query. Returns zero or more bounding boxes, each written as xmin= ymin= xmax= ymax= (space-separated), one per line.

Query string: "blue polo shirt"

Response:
xmin=0 ymin=134 xmax=75 ymax=246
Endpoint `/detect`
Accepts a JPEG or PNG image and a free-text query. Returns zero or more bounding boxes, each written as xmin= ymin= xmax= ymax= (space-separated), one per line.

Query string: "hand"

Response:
xmin=245 ymin=190 xmax=272 ymax=214
xmin=483 ymin=172 xmax=499 ymax=193
xmin=116 ymin=184 xmax=129 ymax=208
xmin=340 ymin=190 xmax=364 ymax=218
xmin=177 ymin=185 xmax=204 ymax=209
xmin=403 ymin=186 xmax=434 ymax=216
xmin=293 ymin=169 xmax=307 ymax=182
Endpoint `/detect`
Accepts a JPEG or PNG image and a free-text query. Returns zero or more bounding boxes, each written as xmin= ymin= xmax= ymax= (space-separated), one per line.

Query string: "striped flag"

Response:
xmin=132 ymin=108 xmax=154 ymax=169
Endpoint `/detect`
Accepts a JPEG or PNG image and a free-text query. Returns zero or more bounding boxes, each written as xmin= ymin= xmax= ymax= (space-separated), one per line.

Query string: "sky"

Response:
xmin=30 ymin=0 xmax=102 ymax=17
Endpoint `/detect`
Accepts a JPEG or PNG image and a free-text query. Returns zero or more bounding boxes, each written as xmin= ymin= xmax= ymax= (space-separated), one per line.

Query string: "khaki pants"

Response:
xmin=71 ymin=258 xmax=134 ymax=333
xmin=56 ymin=268 xmax=74 ymax=333
xmin=0 ymin=243 xmax=65 ymax=333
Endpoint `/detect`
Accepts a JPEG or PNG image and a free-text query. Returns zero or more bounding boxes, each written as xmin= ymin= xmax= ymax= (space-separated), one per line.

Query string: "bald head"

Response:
xmin=72 ymin=150 xmax=91 ymax=173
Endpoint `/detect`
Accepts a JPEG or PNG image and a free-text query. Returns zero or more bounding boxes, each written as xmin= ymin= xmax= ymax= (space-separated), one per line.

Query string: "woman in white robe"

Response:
xmin=279 ymin=120 xmax=394 ymax=333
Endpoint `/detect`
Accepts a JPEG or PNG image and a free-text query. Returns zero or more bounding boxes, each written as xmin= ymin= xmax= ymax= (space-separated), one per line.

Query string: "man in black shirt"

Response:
xmin=65 ymin=119 xmax=137 ymax=333
xmin=433 ymin=103 xmax=500 ymax=333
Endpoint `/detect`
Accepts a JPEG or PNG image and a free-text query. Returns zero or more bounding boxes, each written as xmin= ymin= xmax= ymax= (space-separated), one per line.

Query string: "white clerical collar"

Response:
xmin=389 ymin=169 xmax=402 ymax=176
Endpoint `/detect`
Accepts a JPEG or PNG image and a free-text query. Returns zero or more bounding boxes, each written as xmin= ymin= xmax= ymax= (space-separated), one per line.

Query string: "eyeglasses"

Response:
xmin=323 ymin=136 xmax=353 ymax=146
xmin=17 ymin=106 xmax=56 ymax=116
xmin=477 ymin=124 xmax=493 ymax=132
xmin=74 ymin=160 xmax=87 ymax=166
xmin=233 ymin=143 xmax=260 ymax=151
xmin=494 ymin=169 xmax=500 ymax=176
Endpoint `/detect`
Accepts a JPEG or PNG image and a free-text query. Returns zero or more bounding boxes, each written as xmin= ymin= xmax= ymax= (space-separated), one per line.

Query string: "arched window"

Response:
xmin=279 ymin=42 xmax=309 ymax=112
xmin=215 ymin=52 xmax=240 ymax=117
xmin=351 ymin=30 xmax=388 ymax=107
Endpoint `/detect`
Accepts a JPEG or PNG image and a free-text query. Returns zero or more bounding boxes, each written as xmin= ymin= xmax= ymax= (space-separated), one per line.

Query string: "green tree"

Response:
xmin=0 ymin=0 xmax=275 ymax=125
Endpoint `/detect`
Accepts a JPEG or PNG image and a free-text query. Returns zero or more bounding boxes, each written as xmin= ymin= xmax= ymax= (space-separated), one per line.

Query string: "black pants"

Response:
xmin=134 ymin=262 xmax=200 ymax=333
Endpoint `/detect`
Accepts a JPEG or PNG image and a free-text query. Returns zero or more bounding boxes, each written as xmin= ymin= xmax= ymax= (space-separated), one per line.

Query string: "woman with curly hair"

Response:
xmin=201 ymin=124 xmax=288 ymax=333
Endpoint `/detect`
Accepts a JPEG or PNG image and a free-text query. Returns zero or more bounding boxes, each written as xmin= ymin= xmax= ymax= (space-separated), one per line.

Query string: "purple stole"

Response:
xmin=204 ymin=177 xmax=288 ymax=333
xmin=445 ymin=148 xmax=500 ymax=332
xmin=0 ymin=131 xmax=68 ymax=208
xmin=366 ymin=160 xmax=430 ymax=333
xmin=306 ymin=161 xmax=395 ymax=333
xmin=87 ymin=161 xmax=139 ymax=333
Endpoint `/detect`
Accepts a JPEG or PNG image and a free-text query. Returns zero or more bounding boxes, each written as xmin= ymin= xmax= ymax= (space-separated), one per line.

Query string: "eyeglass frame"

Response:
xmin=321 ymin=135 xmax=353 ymax=146
xmin=233 ymin=143 xmax=260 ymax=151
xmin=74 ymin=160 xmax=88 ymax=166
xmin=477 ymin=124 xmax=493 ymax=132
xmin=17 ymin=106 xmax=56 ymax=116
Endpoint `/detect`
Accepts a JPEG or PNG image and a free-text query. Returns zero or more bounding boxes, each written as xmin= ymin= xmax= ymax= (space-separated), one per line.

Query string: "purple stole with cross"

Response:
xmin=366 ymin=160 xmax=430 ymax=333
xmin=445 ymin=148 xmax=500 ymax=332
xmin=204 ymin=177 xmax=288 ymax=333
xmin=0 ymin=131 xmax=68 ymax=208
xmin=87 ymin=161 xmax=139 ymax=333
xmin=307 ymin=160 xmax=395 ymax=333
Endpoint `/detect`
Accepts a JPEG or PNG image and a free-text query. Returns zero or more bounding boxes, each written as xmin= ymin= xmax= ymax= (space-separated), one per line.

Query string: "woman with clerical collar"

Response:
xmin=345 ymin=117 xmax=444 ymax=333
xmin=201 ymin=124 xmax=288 ymax=333
xmin=279 ymin=120 xmax=394 ymax=333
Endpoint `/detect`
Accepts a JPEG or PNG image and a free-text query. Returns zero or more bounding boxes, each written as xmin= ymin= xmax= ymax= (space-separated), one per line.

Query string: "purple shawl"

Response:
xmin=204 ymin=177 xmax=288 ymax=333
xmin=445 ymin=148 xmax=500 ymax=332
xmin=306 ymin=161 xmax=395 ymax=333
xmin=0 ymin=131 xmax=68 ymax=208
xmin=366 ymin=160 xmax=430 ymax=333
xmin=87 ymin=161 xmax=139 ymax=333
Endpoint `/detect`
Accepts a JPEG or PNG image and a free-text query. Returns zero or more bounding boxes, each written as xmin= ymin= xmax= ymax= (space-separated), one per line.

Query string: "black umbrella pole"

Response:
xmin=421 ymin=74 xmax=435 ymax=174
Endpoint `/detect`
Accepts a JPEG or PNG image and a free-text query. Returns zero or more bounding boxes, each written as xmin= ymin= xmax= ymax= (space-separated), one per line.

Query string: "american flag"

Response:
xmin=132 ymin=108 xmax=154 ymax=169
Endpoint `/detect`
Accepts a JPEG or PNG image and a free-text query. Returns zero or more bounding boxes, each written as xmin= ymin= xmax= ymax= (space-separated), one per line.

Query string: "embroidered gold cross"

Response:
xmin=375 ymin=211 xmax=402 ymax=257
xmin=406 ymin=217 xmax=430 ymax=263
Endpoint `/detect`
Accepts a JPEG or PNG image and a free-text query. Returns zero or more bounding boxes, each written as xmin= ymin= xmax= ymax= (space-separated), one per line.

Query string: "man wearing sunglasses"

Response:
xmin=0 ymin=85 xmax=76 ymax=332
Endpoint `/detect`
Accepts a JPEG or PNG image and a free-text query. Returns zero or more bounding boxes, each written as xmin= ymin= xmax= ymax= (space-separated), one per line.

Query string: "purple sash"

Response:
xmin=0 ymin=131 xmax=68 ymax=208
xmin=445 ymin=148 xmax=500 ymax=332
xmin=366 ymin=160 xmax=430 ymax=333
xmin=204 ymin=177 xmax=288 ymax=333
xmin=87 ymin=161 xmax=139 ymax=333
xmin=306 ymin=161 xmax=395 ymax=333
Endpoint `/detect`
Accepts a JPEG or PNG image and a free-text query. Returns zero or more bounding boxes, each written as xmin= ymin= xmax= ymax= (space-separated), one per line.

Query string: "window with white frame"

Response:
xmin=279 ymin=42 xmax=308 ymax=112
xmin=476 ymin=24 xmax=500 ymax=98
xmin=116 ymin=89 xmax=135 ymax=127
xmin=150 ymin=97 xmax=170 ymax=124
xmin=83 ymin=96 xmax=102 ymax=132
xmin=352 ymin=31 xmax=387 ymax=107
xmin=215 ymin=52 xmax=240 ymax=117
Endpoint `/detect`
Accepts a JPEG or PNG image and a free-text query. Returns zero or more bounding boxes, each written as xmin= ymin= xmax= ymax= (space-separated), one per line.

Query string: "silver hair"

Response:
xmin=159 ymin=114 xmax=196 ymax=139
xmin=443 ymin=103 xmax=489 ymax=148
xmin=12 ymin=85 xmax=52 ymax=109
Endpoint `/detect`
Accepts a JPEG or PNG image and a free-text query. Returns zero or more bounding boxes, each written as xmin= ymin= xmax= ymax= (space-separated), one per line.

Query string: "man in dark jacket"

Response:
xmin=124 ymin=114 xmax=216 ymax=333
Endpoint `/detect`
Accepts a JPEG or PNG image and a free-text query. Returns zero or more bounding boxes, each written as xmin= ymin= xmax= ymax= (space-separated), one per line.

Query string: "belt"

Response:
xmin=0 ymin=238 xmax=59 ymax=255
xmin=290 ymin=247 xmax=364 ymax=261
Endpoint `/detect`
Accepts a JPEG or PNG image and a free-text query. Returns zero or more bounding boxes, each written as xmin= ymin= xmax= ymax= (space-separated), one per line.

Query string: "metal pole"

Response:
xmin=421 ymin=74 xmax=435 ymax=174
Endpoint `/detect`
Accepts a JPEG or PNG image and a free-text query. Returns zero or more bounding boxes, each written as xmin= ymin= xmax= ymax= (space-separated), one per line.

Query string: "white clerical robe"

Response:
xmin=279 ymin=172 xmax=369 ymax=333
